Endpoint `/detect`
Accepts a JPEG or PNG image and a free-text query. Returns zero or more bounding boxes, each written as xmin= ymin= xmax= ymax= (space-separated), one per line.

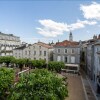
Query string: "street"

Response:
xmin=64 ymin=71 xmax=97 ymax=100
xmin=65 ymin=75 xmax=86 ymax=100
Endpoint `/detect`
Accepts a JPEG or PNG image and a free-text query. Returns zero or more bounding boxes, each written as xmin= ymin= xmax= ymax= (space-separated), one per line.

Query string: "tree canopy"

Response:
xmin=0 ymin=56 xmax=15 ymax=67
xmin=48 ymin=61 xmax=65 ymax=73
xmin=9 ymin=69 xmax=68 ymax=100
xmin=0 ymin=67 xmax=14 ymax=100
xmin=32 ymin=59 xmax=46 ymax=68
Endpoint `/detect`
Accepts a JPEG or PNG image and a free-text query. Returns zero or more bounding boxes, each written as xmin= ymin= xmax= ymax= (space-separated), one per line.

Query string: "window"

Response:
xmin=65 ymin=49 xmax=68 ymax=53
xmin=99 ymin=57 xmax=100 ymax=65
xmin=97 ymin=48 xmax=99 ymax=52
xmin=34 ymin=57 xmax=36 ymax=60
xmin=58 ymin=49 xmax=60 ymax=53
xmin=65 ymin=56 xmax=67 ymax=63
xmin=29 ymin=51 xmax=30 ymax=56
xmin=39 ymin=51 xmax=42 ymax=55
xmin=25 ymin=51 xmax=27 ymax=55
xmin=44 ymin=51 xmax=46 ymax=56
xmin=57 ymin=56 xmax=61 ymax=61
xmin=34 ymin=51 xmax=36 ymax=55
xmin=71 ymin=56 xmax=75 ymax=63
xmin=71 ymin=49 xmax=74 ymax=53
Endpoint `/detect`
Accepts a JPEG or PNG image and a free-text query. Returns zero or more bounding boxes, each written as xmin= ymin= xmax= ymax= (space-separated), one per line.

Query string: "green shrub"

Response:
xmin=9 ymin=69 xmax=68 ymax=100
xmin=0 ymin=67 xmax=14 ymax=99
xmin=48 ymin=61 xmax=65 ymax=73
xmin=32 ymin=59 xmax=46 ymax=68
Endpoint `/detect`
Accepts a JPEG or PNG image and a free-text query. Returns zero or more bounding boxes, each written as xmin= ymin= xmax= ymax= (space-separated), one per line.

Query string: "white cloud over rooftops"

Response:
xmin=80 ymin=2 xmax=100 ymax=20
xmin=36 ymin=19 xmax=97 ymax=38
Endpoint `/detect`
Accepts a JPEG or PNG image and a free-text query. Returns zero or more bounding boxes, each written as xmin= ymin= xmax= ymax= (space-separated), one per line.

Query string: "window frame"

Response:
xmin=57 ymin=49 xmax=60 ymax=53
xmin=65 ymin=49 xmax=68 ymax=53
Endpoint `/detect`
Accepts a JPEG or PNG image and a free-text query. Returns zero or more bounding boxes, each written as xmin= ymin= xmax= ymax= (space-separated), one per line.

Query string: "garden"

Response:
xmin=0 ymin=56 xmax=68 ymax=100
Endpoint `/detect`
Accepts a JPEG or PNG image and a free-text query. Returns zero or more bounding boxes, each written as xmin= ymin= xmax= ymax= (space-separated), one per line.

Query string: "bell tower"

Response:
xmin=69 ymin=31 xmax=73 ymax=41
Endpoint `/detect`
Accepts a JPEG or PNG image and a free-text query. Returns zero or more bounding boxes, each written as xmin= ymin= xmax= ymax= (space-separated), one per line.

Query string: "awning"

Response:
xmin=65 ymin=64 xmax=79 ymax=67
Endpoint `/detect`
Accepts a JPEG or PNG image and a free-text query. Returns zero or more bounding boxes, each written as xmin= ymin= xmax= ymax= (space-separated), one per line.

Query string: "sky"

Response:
xmin=0 ymin=0 xmax=100 ymax=43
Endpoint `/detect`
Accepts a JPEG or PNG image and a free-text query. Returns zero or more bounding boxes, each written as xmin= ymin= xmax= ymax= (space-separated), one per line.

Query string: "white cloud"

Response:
xmin=36 ymin=19 xmax=97 ymax=37
xmin=69 ymin=20 xmax=97 ymax=30
xmin=80 ymin=2 xmax=100 ymax=20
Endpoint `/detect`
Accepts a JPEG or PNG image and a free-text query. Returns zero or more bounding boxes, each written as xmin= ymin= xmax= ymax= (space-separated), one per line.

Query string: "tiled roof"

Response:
xmin=54 ymin=40 xmax=79 ymax=47
xmin=36 ymin=42 xmax=53 ymax=49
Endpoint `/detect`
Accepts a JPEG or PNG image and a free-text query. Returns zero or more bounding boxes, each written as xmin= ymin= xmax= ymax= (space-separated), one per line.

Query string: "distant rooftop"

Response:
xmin=0 ymin=32 xmax=19 ymax=38
xmin=35 ymin=42 xmax=53 ymax=49
xmin=54 ymin=40 xmax=79 ymax=47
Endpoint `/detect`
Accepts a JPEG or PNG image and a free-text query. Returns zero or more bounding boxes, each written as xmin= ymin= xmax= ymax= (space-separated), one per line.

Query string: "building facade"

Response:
xmin=81 ymin=35 xmax=100 ymax=93
xmin=23 ymin=42 xmax=53 ymax=63
xmin=53 ymin=40 xmax=80 ymax=64
xmin=13 ymin=45 xmax=27 ymax=59
xmin=0 ymin=32 xmax=21 ymax=56
xmin=13 ymin=42 xmax=53 ymax=63
xmin=93 ymin=41 xmax=100 ymax=82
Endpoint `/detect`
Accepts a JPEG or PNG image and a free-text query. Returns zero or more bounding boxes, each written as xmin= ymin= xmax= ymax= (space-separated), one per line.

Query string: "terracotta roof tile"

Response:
xmin=54 ymin=40 xmax=79 ymax=47
xmin=36 ymin=42 xmax=53 ymax=49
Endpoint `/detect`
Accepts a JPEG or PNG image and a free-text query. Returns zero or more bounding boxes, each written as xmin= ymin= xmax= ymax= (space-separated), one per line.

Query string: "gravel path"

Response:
xmin=65 ymin=75 xmax=86 ymax=100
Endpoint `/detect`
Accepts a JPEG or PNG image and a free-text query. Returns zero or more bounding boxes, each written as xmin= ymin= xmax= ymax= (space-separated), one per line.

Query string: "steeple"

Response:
xmin=93 ymin=35 xmax=97 ymax=40
xmin=51 ymin=40 xmax=54 ymax=44
xmin=69 ymin=31 xmax=73 ymax=41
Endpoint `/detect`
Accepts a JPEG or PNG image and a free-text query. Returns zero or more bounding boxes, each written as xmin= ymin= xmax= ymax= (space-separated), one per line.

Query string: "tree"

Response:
xmin=0 ymin=56 xmax=15 ymax=67
xmin=48 ymin=61 xmax=65 ymax=73
xmin=0 ymin=67 xmax=14 ymax=100
xmin=32 ymin=59 xmax=46 ymax=69
xmin=9 ymin=69 xmax=68 ymax=100
xmin=16 ymin=59 xmax=26 ymax=71
xmin=25 ymin=59 xmax=32 ymax=68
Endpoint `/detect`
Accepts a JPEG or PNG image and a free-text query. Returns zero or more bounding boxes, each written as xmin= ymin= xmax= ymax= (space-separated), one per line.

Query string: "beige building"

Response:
xmin=24 ymin=42 xmax=53 ymax=63
xmin=0 ymin=32 xmax=21 ymax=56
xmin=13 ymin=42 xmax=53 ymax=63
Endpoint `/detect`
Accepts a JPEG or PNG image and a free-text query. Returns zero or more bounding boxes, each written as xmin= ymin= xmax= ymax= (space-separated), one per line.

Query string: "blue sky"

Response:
xmin=0 ymin=0 xmax=100 ymax=43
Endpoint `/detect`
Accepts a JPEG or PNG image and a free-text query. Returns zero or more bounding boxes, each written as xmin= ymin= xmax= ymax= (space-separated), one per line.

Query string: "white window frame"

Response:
xmin=71 ymin=49 xmax=74 ymax=54
xmin=71 ymin=56 xmax=75 ymax=63
xmin=57 ymin=56 xmax=61 ymax=61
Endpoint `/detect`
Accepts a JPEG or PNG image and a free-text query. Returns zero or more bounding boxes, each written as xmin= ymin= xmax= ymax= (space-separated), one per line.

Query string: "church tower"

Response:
xmin=69 ymin=31 xmax=73 ymax=41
